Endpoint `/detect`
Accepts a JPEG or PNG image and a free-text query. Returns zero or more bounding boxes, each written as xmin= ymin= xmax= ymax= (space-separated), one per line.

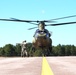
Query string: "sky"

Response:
xmin=0 ymin=0 xmax=76 ymax=47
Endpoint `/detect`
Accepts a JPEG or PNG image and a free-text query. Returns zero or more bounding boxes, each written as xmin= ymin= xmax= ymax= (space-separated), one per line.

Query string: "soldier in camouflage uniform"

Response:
xmin=21 ymin=40 xmax=27 ymax=57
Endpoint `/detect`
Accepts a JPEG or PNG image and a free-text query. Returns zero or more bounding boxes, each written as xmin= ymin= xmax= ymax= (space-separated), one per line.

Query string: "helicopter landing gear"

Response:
xmin=41 ymin=45 xmax=52 ymax=56
xmin=32 ymin=45 xmax=35 ymax=52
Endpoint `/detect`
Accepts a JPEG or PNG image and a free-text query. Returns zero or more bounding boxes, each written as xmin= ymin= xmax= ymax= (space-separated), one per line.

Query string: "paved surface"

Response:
xmin=0 ymin=56 xmax=76 ymax=75
xmin=46 ymin=56 xmax=76 ymax=75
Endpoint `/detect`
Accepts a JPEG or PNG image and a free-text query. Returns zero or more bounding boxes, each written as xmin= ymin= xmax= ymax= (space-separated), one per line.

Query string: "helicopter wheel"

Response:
xmin=41 ymin=48 xmax=48 ymax=56
xmin=49 ymin=46 xmax=52 ymax=52
xmin=32 ymin=46 xmax=35 ymax=52
xmin=44 ymin=47 xmax=52 ymax=56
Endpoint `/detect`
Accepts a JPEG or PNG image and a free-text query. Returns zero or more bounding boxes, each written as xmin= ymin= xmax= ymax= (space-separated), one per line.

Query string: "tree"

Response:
xmin=3 ymin=44 xmax=16 ymax=56
xmin=15 ymin=44 xmax=21 ymax=56
xmin=65 ymin=45 xmax=71 ymax=56
xmin=61 ymin=45 xmax=65 ymax=56
xmin=0 ymin=47 xmax=5 ymax=56
xmin=71 ymin=45 xmax=76 ymax=55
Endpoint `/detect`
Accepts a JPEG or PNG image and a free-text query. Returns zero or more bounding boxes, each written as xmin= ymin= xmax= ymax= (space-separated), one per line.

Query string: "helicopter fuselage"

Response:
xmin=32 ymin=32 xmax=52 ymax=49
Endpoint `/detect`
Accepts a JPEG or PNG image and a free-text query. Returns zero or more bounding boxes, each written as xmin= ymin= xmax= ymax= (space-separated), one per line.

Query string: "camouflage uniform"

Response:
xmin=21 ymin=41 xmax=27 ymax=57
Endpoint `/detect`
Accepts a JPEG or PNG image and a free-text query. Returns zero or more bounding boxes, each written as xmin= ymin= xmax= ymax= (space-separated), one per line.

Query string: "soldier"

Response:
xmin=21 ymin=40 xmax=27 ymax=57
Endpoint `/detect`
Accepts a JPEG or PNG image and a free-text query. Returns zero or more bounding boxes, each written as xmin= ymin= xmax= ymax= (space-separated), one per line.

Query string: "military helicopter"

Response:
xmin=0 ymin=15 xmax=76 ymax=56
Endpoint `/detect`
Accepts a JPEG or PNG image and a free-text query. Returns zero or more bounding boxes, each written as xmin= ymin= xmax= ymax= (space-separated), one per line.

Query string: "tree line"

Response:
xmin=0 ymin=43 xmax=76 ymax=57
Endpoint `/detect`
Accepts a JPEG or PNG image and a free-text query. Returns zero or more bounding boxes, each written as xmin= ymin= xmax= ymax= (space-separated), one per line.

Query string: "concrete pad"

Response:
xmin=0 ymin=56 xmax=76 ymax=75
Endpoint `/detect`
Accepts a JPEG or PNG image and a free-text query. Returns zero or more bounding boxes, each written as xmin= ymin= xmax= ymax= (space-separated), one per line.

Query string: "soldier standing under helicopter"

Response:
xmin=21 ymin=40 xmax=28 ymax=57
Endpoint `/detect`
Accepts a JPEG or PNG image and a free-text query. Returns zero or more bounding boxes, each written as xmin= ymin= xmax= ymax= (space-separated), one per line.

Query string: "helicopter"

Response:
xmin=0 ymin=15 xmax=76 ymax=56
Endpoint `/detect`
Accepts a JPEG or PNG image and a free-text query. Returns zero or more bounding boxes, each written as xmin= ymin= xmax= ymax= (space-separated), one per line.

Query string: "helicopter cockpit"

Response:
xmin=33 ymin=21 xmax=51 ymax=38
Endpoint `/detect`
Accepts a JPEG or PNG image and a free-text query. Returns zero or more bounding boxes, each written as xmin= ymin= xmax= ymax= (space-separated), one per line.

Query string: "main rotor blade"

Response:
xmin=10 ymin=18 xmax=38 ymax=25
xmin=41 ymin=20 xmax=56 ymax=22
xmin=0 ymin=18 xmax=56 ymax=23
xmin=0 ymin=18 xmax=39 ymax=25
xmin=46 ymin=22 xmax=76 ymax=26
xmin=0 ymin=18 xmax=39 ymax=22
xmin=50 ymin=15 xmax=76 ymax=21
xmin=28 ymin=27 xmax=37 ymax=30
xmin=26 ymin=22 xmax=38 ymax=25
